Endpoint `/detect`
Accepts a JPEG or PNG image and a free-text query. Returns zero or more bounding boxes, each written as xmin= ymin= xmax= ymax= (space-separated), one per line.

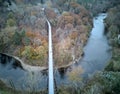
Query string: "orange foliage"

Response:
xmin=26 ymin=27 xmax=41 ymax=38
xmin=41 ymin=38 xmax=48 ymax=46
xmin=34 ymin=31 xmax=41 ymax=38
xmin=74 ymin=14 xmax=82 ymax=25
xmin=64 ymin=15 xmax=74 ymax=24
xmin=46 ymin=8 xmax=57 ymax=19
xmin=78 ymin=5 xmax=88 ymax=17
xmin=26 ymin=31 xmax=35 ymax=37
xmin=79 ymin=25 xmax=88 ymax=33
xmin=80 ymin=33 xmax=87 ymax=44
xmin=26 ymin=27 xmax=34 ymax=37
xmin=65 ymin=23 xmax=73 ymax=30
xmin=70 ymin=2 xmax=80 ymax=8
xmin=57 ymin=13 xmax=75 ymax=28
xmin=70 ymin=31 xmax=78 ymax=40
xmin=76 ymin=25 xmax=88 ymax=33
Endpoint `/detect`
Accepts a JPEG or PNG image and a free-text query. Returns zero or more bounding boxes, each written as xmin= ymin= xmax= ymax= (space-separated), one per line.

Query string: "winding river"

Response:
xmin=0 ymin=13 xmax=111 ymax=91
xmin=54 ymin=13 xmax=112 ymax=86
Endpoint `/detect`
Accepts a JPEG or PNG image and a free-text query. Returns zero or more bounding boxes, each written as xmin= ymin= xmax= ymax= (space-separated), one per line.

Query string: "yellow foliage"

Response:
xmin=2 ymin=26 xmax=16 ymax=35
xmin=20 ymin=45 xmax=47 ymax=60
xmin=67 ymin=66 xmax=84 ymax=82
xmin=70 ymin=2 xmax=80 ymax=8
xmin=46 ymin=1 xmax=52 ymax=8
xmin=7 ymin=18 xmax=16 ymax=27
xmin=21 ymin=46 xmax=32 ymax=58
xmin=62 ymin=12 xmax=70 ymax=16
xmin=31 ymin=11 xmax=37 ymax=16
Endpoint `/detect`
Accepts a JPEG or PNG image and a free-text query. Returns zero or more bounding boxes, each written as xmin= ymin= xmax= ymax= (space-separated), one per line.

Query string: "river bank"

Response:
xmin=0 ymin=12 xmax=110 ymax=94
xmin=73 ymin=4 xmax=120 ymax=94
xmin=0 ymin=1 xmax=92 ymax=67
xmin=0 ymin=0 xmax=120 ymax=94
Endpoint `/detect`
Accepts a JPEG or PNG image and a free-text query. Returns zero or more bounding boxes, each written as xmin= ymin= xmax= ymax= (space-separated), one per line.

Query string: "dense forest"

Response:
xmin=0 ymin=0 xmax=120 ymax=94
xmin=0 ymin=0 xmax=93 ymax=67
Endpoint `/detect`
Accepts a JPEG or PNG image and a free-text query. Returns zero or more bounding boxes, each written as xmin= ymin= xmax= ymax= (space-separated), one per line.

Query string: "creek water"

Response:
xmin=54 ymin=13 xmax=112 ymax=86
xmin=80 ymin=13 xmax=111 ymax=76
xmin=0 ymin=13 xmax=111 ymax=91
xmin=80 ymin=13 xmax=112 ymax=76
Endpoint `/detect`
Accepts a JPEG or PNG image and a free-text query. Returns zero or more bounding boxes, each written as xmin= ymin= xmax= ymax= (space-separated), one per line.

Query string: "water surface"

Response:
xmin=0 ymin=13 xmax=112 ymax=90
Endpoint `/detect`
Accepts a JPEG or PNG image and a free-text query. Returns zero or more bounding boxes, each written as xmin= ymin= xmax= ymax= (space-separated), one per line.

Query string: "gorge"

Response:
xmin=0 ymin=13 xmax=111 ymax=92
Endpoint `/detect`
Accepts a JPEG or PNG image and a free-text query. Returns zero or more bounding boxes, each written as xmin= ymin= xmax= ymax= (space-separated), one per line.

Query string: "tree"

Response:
xmin=0 ymin=0 xmax=12 ymax=5
xmin=12 ymin=30 xmax=25 ymax=45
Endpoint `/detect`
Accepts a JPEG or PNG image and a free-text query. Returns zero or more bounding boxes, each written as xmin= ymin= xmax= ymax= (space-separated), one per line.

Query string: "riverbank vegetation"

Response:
xmin=0 ymin=0 xmax=120 ymax=94
xmin=56 ymin=2 xmax=120 ymax=94
xmin=78 ymin=25 xmax=120 ymax=94
xmin=0 ymin=79 xmax=48 ymax=94
xmin=0 ymin=0 xmax=92 ymax=67
xmin=0 ymin=0 xmax=118 ymax=67
xmin=53 ymin=0 xmax=120 ymax=94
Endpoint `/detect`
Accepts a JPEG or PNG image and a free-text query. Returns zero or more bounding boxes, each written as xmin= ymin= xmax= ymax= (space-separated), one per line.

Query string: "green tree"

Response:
xmin=7 ymin=18 xmax=16 ymax=27
xmin=12 ymin=30 xmax=25 ymax=45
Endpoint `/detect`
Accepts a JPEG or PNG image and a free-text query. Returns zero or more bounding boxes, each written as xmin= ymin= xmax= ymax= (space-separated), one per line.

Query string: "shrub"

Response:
xmin=105 ymin=60 xmax=114 ymax=71
xmin=21 ymin=46 xmax=33 ymax=59
xmin=113 ymin=61 xmax=120 ymax=71
xmin=7 ymin=18 xmax=16 ymax=27
xmin=12 ymin=30 xmax=25 ymax=45
xmin=8 ymin=12 xmax=14 ymax=19
xmin=108 ymin=25 xmax=119 ymax=38
xmin=69 ymin=31 xmax=78 ymax=40
xmin=22 ymin=36 xmax=31 ymax=46
xmin=0 ymin=27 xmax=16 ymax=51
xmin=20 ymin=45 xmax=48 ymax=62
xmin=67 ymin=66 xmax=83 ymax=82
xmin=81 ymin=72 xmax=120 ymax=94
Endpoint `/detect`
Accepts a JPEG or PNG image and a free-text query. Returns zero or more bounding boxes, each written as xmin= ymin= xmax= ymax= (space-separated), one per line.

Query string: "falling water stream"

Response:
xmin=0 ymin=13 xmax=111 ymax=91
xmin=47 ymin=19 xmax=54 ymax=94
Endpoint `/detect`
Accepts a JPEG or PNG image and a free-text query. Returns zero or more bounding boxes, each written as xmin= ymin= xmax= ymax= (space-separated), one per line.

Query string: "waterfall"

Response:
xmin=47 ymin=19 xmax=54 ymax=94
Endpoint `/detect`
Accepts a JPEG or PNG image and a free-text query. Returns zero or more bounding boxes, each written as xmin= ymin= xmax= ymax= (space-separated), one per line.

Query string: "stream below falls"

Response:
xmin=0 ymin=13 xmax=112 ymax=91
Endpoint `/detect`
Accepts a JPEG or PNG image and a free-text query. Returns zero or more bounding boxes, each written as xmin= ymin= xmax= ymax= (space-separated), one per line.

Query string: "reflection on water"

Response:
xmin=56 ymin=13 xmax=112 ymax=85
xmin=0 ymin=13 xmax=112 ymax=91
xmin=80 ymin=13 xmax=112 ymax=76
xmin=0 ymin=53 xmax=47 ymax=91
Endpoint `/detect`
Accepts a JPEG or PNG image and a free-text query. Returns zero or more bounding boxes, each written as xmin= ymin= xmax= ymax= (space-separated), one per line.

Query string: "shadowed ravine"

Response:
xmin=0 ymin=13 xmax=112 ymax=91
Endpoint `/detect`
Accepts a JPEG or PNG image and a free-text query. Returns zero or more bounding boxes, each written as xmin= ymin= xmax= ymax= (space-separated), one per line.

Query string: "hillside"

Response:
xmin=0 ymin=0 xmax=120 ymax=94
xmin=0 ymin=0 xmax=92 ymax=67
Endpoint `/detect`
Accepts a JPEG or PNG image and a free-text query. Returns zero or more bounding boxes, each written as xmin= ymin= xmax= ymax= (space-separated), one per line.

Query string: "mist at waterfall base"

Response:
xmin=0 ymin=13 xmax=111 ymax=91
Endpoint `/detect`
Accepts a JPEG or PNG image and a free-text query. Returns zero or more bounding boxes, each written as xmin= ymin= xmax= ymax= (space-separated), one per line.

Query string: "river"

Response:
xmin=80 ymin=13 xmax=111 ymax=76
xmin=0 ymin=13 xmax=111 ymax=91
xmin=54 ymin=13 xmax=112 ymax=86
